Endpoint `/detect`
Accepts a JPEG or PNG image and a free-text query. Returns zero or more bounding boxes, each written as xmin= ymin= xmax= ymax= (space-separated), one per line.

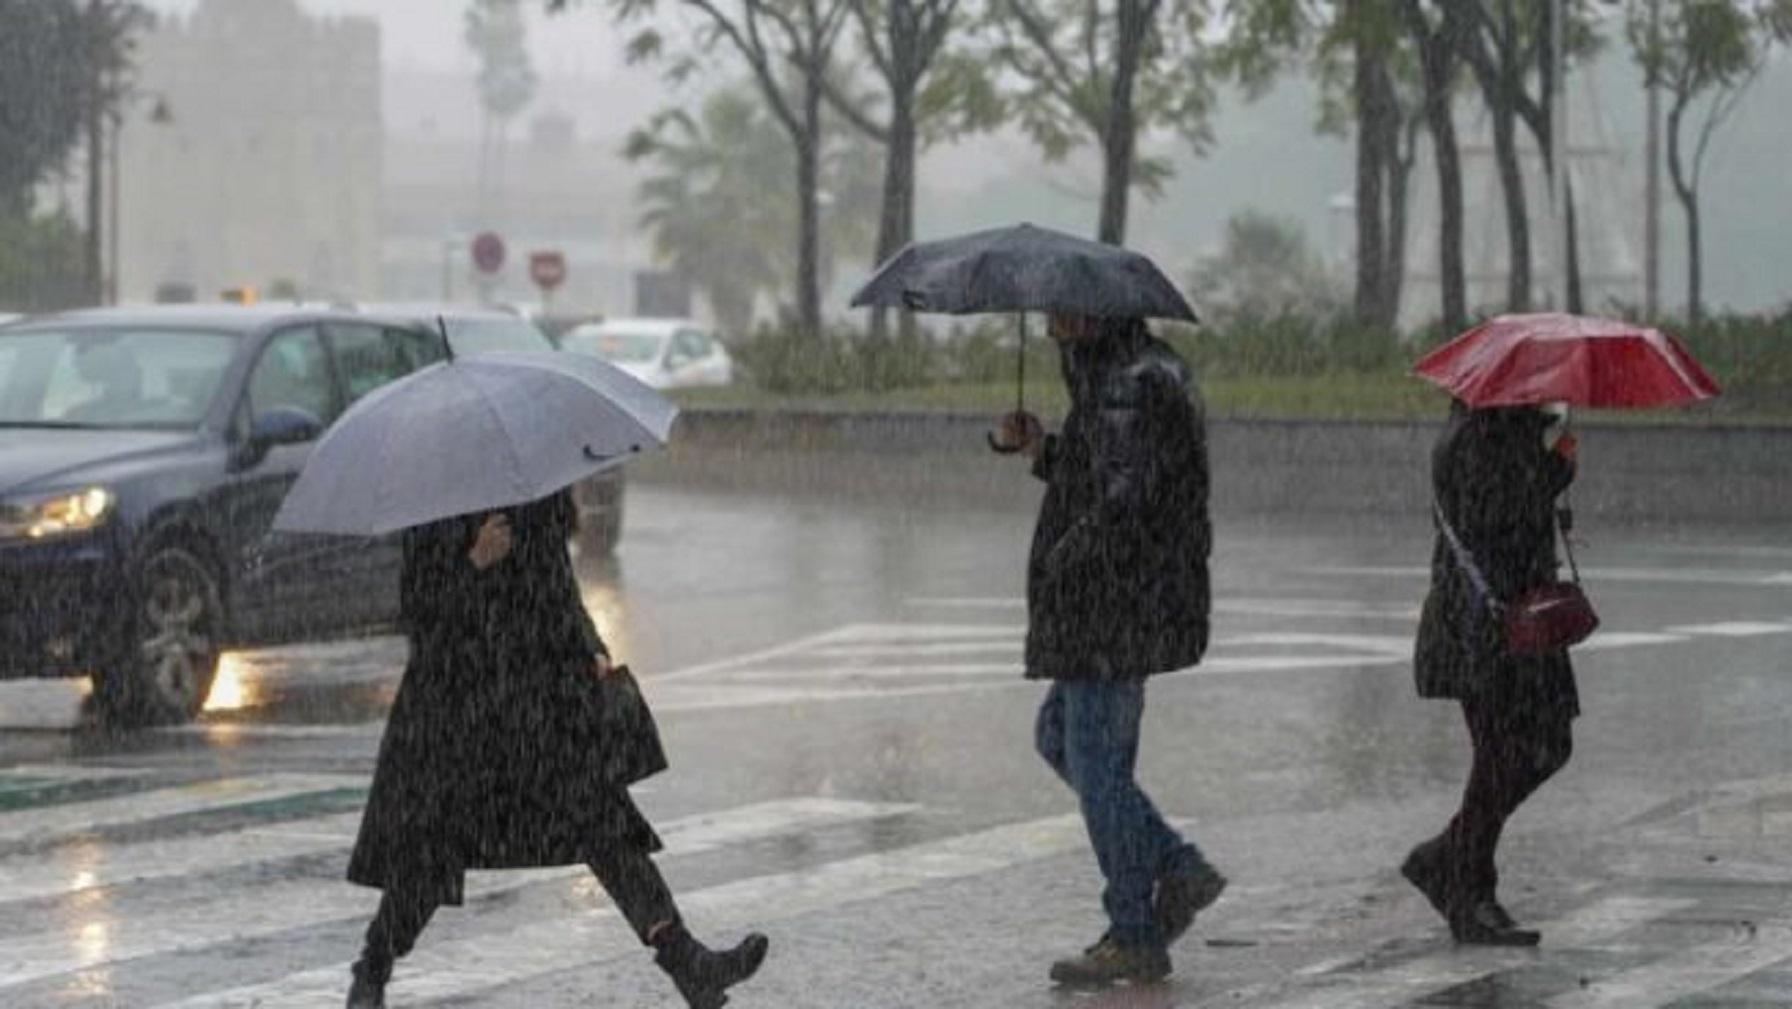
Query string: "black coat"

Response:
xmin=1025 ymin=325 xmax=1212 ymax=681
xmin=348 ymin=491 xmax=660 ymax=906
xmin=1414 ymin=406 xmax=1580 ymax=715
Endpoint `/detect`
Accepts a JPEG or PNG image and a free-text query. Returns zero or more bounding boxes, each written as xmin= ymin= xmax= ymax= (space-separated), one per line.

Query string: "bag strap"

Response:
xmin=1433 ymin=501 xmax=1504 ymax=614
xmin=1555 ymin=499 xmax=1584 ymax=585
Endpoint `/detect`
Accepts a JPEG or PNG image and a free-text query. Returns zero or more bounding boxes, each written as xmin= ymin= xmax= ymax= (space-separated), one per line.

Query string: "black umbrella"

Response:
xmin=850 ymin=223 xmax=1198 ymax=451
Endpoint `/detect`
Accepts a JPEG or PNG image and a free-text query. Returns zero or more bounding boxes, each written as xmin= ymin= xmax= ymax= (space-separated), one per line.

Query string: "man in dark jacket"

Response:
xmin=994 ymin=314 xmax=1227 ymax=986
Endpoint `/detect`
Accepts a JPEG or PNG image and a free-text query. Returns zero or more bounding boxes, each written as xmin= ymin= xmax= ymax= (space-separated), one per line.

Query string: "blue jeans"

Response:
xmin=1036 ymin=679 xmax=1206 ymax=947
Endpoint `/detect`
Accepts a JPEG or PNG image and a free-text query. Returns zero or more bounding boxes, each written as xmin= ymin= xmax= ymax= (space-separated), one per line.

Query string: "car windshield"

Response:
xmin=566 ymin=330 xmax=664 ymax=364
xmin=445 ymin=318 xmax=555 ymax=356
xmin=0 ymin=327 xmax=237 ymax=429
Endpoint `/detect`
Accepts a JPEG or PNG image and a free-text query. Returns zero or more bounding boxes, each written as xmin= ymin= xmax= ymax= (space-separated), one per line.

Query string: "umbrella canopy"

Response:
xmin=1412 ymin=313 xmax=1721 ymax=409
xmin=850 ymin=223 xmax=1199 ymax=322
xmin=274 ymin=351 xmax=677 ymax=536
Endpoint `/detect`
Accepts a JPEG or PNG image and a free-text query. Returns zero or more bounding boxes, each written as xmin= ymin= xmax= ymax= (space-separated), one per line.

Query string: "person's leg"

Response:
xmin=349 ymin=887 xmax=439 ymax=1006
xmin=1058 ymin=679 xmax=1181 ymax=948
xmin=590 ymin=848 xmax=768 ymax=1009
xmin=1444 ymin=699 xmax=1573 ymax=904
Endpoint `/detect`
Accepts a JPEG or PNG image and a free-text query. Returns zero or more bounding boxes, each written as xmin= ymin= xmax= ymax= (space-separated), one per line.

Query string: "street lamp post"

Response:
xmin=107 ymin=94 xmax=172 ymax=306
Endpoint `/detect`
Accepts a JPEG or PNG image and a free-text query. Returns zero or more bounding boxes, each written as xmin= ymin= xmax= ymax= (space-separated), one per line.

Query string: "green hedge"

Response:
xmin=730 ymin=310 xmax=1792 ymax=409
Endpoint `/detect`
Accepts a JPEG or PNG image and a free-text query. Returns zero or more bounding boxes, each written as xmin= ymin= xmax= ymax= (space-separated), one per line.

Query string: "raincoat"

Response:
xmin=1414 ymin=406 xmax=1580 ymax=715
xmin=348 ymin=491 xmax=660 ymax=906
xmin=1025 ymin=322 xmax=1212 ymax=681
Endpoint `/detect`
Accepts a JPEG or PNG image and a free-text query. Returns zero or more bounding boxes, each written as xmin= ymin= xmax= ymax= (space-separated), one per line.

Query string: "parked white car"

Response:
xmin=560 ymin=318 xmax=734 ymax=390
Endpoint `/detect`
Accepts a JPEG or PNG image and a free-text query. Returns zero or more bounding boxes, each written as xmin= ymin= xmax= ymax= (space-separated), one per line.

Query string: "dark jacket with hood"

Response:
xmin=1025 ymin=321 xmax=1212 ymax=681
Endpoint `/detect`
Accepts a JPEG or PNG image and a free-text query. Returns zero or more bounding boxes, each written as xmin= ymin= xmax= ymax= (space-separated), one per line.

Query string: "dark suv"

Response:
xmin=0 ymin=305 xmax=615 ymax=726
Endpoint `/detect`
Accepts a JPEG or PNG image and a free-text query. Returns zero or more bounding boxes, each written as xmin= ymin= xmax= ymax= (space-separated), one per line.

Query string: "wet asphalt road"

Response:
xmin=2 ymin=479 xmax=1790 ymax=1008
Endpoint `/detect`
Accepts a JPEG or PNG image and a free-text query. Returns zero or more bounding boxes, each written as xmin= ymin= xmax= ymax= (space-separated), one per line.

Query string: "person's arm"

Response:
xmin=1449 ymin=427 xmax=1539 ymax=601
xmin=399 ymin=515 xmax=481 ymax=636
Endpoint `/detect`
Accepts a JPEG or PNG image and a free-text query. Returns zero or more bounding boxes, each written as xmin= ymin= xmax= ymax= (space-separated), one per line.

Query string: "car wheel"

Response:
xmin=94 ymin=547 xmax=224 ymax=728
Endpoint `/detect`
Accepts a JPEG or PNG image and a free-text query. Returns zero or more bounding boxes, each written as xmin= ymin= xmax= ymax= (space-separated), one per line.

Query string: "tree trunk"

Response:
xmin=85 ymin=0 xmax=105 ymax=305
xmin=1566 ymin=176 xmax=1584 ymax=313
xmin=1098 ymin=0 xmax=1149 ymax=245
xmin=1665 ymin=96 xmax=1700 ymax=319
xmin=1354 ymin=25 xmax=1390 ymax=325
xmin=795 ymin=73 xmax=825 ymax=336
xmin=1489 ymin=103 xmax=1531 ymax=311
xmin=870 ymin=87 xmax=918 ymax=343
xmin=1386 ymin=118 xmax=1419 ymax=322
xmin=1416 ymin=30 xmax=1466 ymax=331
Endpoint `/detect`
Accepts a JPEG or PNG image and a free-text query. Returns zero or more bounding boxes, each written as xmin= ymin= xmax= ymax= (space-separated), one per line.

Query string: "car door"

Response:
xmin=665 ymin=330 xmax=711 ymax=388
xmin=317 ymin=321 xmax=442 ymax=624
xmin=222 ymin=324 xmax=354 ymax=642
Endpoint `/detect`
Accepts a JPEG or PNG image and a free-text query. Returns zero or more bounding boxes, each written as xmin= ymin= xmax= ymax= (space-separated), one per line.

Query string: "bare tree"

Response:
xmin=556 ymin=0 xmax=852 ymax=335
xmin=987 ymin=0 xmax=1216 ymax=244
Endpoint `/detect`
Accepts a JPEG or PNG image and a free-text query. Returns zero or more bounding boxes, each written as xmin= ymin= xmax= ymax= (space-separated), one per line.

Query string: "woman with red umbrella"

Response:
xmin=1402 ymin=314 xmax=1718 ymax=945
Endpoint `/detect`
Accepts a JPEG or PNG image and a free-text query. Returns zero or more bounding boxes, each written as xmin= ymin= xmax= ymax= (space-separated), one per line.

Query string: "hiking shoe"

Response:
xmin=1156 ymin=863 xmax=1228 ymax=944
xmin=1049 ymin=936 xmax=1171 ymax=987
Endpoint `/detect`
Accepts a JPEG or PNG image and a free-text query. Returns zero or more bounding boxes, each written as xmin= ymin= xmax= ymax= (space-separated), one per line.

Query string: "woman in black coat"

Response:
xmin=345 ymin=490 xmax=767 ymax=1008
xmin=1403 ymin=401 xmax=1579 ymax=946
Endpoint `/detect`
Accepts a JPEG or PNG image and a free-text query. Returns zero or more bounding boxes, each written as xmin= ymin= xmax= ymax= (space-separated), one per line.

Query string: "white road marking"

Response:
xmin=0 ymin=678 xmax=88 ymax=731
xmin=1664 ymin=621 xmax=1792 ymax=637
xmin=155 ymin=814 xmax=1092 ymax=1009
xmin=1544 ymin=920 xmax=1792 ymax=1008
xmin=0 ymin=798 xmax=917 ymax=989
xmin=1262 ymin=896 xmax=1693 ymax=1008
xmin=0 ymin=765 xmax=151 ymax=787
xmin=0 ymin=774 xmax=366 ymax=848
xmin=0 ymin=811 xmax=362 ymax=904
xmin=906 ymin=596 xmax=1426 ymax=620
xmin=1308 ymin=566 xmax=1792 ymax=588
xmin=1579 ymin=631 xmax=1690 ymax=651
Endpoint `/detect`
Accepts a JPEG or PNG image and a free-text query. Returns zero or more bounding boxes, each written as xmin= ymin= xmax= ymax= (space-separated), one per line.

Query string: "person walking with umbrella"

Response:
xmin=271 ymin=346 xmax=768 ymax=1008
xmin=1402 ymin=314 xmax=1720 ymax=945
xmin=855 ymin=225 xmax=1228 ymax=987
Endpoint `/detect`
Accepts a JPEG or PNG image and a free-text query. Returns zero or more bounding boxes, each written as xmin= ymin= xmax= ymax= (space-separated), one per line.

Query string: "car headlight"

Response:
xmin=0 ymin=487 xmax=116 ymax=541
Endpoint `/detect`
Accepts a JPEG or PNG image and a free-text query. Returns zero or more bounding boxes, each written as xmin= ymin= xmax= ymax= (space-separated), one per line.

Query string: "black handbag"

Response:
xmin=592 ymin=665 xmax=669 ymax=786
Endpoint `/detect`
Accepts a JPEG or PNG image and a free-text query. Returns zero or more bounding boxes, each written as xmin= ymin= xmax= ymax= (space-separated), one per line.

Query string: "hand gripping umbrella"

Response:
xmin=851 ymin=223 xmax=1198 ymax=451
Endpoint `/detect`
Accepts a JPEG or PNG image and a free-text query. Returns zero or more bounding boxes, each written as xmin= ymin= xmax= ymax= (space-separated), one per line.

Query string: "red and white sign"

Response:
xmin=529 ymin=250 xmax=567 ymax=292
xmin=471 ymin=231 xmax=506 ymax=275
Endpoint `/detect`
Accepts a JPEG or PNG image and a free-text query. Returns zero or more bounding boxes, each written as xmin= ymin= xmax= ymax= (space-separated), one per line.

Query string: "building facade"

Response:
xmin=119 ymin=0 xmax=382 ymax=304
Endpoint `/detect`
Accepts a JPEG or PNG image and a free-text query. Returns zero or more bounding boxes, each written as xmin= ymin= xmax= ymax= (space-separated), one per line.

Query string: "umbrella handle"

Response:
xmin=987 ymin=432 xmax=1022 ymax=455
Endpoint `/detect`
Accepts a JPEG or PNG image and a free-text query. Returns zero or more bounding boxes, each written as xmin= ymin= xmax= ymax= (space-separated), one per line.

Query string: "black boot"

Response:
xmin=1400 ymin=839 xmax=1454 ymax=922
xmin=345 ymin=955 xmax=389 ymax=1009
xmin=652 ymin=923 xmax=770 ymax=1009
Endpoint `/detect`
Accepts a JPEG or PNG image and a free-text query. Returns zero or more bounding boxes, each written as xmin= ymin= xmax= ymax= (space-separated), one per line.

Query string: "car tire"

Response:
xmin=93 ymin=547 xmax=224 ymax=728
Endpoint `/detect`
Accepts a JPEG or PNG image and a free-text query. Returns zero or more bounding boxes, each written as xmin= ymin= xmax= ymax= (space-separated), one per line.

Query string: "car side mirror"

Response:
xmin=235 ymin=406 xmax=323 ymax=469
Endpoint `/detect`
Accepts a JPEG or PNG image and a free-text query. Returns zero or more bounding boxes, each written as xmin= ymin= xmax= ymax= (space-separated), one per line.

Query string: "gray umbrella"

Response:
xmin=851 ymin=223 xmax=1197 ymax=448
xmin=849 ymin=223 xmax=1198 ymax=322
xmin=273 ymin=351 xmax=677 ymax=536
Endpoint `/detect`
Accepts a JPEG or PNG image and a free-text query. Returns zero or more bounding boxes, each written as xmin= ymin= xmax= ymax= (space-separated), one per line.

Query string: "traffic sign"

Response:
xmin=471 ymin=232 xmax=506 ymax=275
xmin=529 ymin=250 xmax=567 ymax=292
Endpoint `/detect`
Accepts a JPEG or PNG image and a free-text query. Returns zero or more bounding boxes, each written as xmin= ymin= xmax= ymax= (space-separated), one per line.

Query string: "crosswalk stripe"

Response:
xmin=1664 ymin=621 xmax=1792 ymax=637
xmin=0 ymin=774 xmax=366 ymax=848
xmin=1543 ymin=920 xmax=1792 ymax=1008
xmin=155 ymin=813 xmax=1090 ymax=1009
xmin=1261 ymin=896 xmax=1693 ymax=1008
xmin=906 ymin=596 xmax=1427 ymax=620
xmin=0 ymin=812 xmax=362 ymax=904
xmin=0 ymin=797 xmax=916 ymax=989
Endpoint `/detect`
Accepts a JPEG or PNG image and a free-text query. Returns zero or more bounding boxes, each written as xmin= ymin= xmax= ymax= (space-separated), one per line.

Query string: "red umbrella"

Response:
xmin=1412 ymin=313 xmax=1721 ymax=409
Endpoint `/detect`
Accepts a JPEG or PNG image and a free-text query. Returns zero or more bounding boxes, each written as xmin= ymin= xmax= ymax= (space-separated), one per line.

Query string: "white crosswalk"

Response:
xmin=0 ymin=773 xmax=365 ymax=847
xmin=0 ymin=792 xmax=918 ymax=990
xmin=157 ymin=815 xmax=1092 ymax=1009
